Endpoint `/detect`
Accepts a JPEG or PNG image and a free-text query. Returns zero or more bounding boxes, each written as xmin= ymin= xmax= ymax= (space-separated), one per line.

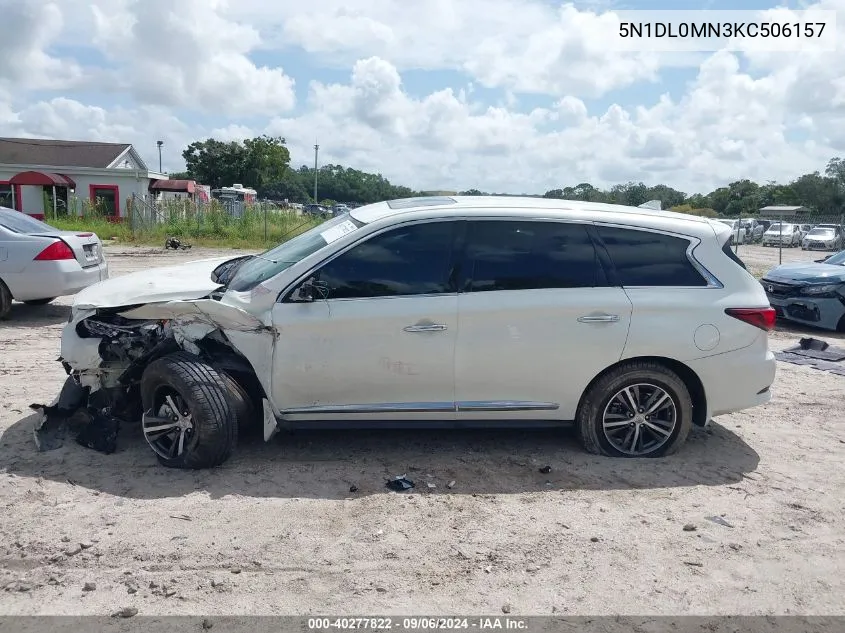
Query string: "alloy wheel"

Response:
xmin=601 ymin=383 xmax=677 ymax=456
xmin=142 ymin=391 xmax=195 ymax=459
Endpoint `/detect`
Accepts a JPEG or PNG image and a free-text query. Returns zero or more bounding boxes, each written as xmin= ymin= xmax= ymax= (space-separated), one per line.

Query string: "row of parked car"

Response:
xmin=718 ymin=218 xmax=844 ymax=250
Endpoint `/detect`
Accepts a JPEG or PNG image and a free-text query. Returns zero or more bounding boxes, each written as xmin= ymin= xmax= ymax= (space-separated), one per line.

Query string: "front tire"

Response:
xmin=576 ymin=361 xmax=693 ymax=458
xmin=23 ymin=297 xmax=56 ymax=306
xmin=140 ymin=352 xmax=238 ymax=469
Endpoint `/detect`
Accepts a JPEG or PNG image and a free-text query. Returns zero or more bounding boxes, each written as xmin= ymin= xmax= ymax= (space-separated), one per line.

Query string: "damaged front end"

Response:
xmin=33 ymin=310 xmax=181 ymax=453
xmin=33 ymin=300 xmax=274 ymax=458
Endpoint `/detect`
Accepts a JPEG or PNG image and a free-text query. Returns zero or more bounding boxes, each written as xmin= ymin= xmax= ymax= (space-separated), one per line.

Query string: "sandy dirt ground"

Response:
xmin=0 ymin=244 xmax=844 ymax=616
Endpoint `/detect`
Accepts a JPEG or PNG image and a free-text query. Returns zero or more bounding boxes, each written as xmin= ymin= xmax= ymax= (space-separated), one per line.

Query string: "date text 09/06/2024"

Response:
xmin=307 ymin=617 xmax=529 ymax=630
xmin=619 ymin=21 xmax=827 ymax=39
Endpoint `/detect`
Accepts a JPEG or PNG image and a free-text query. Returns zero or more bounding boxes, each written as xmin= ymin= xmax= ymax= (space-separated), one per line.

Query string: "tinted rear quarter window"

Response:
xmin=595 ymin=225 xmax=707 ymax=287
xmin=721 ymin=241 xmax=747 ymax=270
xmin=464 ymin=220 xmax=604 ymax=291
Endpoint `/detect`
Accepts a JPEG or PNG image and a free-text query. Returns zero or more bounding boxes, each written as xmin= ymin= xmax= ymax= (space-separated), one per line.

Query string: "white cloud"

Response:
xmin=82 ymin=0 xmax=296 ymax=116
xmin=0 ymin=0 xmax=843 ymax=197
xmin=236 ymin=0 xmax=665 ymax=98
xmin=0 ymin=0 xmax=85 ymax=91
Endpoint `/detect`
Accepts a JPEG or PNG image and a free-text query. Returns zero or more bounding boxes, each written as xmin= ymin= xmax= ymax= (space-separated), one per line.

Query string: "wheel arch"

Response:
xmin=576 ymin=356 xmax=708 ymax=427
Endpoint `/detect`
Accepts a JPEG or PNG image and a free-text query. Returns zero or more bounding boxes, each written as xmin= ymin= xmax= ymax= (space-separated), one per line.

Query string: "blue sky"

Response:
xmin=0 ymin=0 xmax=841 ymax=194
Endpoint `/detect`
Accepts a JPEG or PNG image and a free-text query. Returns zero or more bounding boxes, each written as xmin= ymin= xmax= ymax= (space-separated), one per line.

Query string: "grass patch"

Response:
xmin=47 ymin=205 xmax=324 ymax=250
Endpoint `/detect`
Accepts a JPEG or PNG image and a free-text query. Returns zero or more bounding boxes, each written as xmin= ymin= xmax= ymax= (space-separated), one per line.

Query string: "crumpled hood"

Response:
xmin=73 ymin=256 xmax=234 ymax=309
xmin=764 ymin=262 xmax=845 ymax=284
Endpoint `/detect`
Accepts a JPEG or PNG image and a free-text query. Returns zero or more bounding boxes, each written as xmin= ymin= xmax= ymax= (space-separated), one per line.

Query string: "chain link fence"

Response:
xmin=126 ymin=194 xmax=321 ymax=246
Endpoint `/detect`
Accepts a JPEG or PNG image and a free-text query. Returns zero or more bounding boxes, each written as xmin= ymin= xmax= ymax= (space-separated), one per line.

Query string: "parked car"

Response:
xmin=40 ymin=196 xmax=776 ymax=468
xmin=762 ymin=222 xmax=801 ymax=247
xmin=802 ymin=226 xmax=843 ymax=251
xmin=304 ymin=204 xmax=331 ymax=218
xmin=332 ymin=204 xmax=351 ymax=217
xmin=0 ymin=207 xmax=108 ymax=319
xmin=742 ymin=219 xmax=765 ymax=243
xmin=717 ymin=219 xmax=747 ymax=244
xmin=798 ymin=224 xmax=812 ymax=240
xmin=761 ymin=249 xmax=845 ymax=331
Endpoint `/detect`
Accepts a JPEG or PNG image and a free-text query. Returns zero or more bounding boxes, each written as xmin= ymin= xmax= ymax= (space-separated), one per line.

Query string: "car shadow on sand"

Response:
xmin=0 ymin=413 xmax=760 ymax=500
xmin=4 ymin=302 xmax=72 ymax=327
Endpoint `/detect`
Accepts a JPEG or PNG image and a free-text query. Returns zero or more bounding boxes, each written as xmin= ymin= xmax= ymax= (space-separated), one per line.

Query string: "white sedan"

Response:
xmin=0 ymin=207 xmax=109 ymax=319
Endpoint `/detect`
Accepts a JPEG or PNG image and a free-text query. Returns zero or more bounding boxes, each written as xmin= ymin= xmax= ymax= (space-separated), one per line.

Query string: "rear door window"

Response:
xmin=595 ymin=225 xmax=708 ymax=287
xmin=462 ymin=220 xmax=605 ymax=292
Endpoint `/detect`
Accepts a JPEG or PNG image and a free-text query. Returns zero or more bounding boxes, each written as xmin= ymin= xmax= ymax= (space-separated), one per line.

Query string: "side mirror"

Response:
xmin=294 ymin=278 xmax=317 ymax=302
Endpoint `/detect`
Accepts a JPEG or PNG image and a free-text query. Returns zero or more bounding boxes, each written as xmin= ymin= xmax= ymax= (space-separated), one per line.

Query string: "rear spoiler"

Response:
xmin=637 ymin=200 xmax=662 ymax=211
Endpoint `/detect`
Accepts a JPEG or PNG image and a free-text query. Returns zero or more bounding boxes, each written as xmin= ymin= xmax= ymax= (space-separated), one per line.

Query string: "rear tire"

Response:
xmin=0 ymin=280 xmax=10 ymax=319
xmin=576 ymin=361 xmax=693 ymax=458
xmin=23 ymin=297 xmax=56 ymax=306
xmin=140 ymin=352 xmax=238 ymax=469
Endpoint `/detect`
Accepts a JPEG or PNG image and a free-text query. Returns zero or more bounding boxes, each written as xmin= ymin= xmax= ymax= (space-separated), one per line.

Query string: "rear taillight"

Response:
xmin=34 ymin=240 xmax=75 ymax=261
xmin=725 ymin=307 xmax=777 ymax=332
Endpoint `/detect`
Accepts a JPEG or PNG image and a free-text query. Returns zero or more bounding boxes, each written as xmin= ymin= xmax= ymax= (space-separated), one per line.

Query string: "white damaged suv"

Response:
xmin=37 ymin=196 xmax=777 ymax=467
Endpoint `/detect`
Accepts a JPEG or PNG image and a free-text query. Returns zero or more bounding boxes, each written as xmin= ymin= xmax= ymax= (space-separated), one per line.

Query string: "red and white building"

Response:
xmin=0 ymin=137 xmax=167 ymax=219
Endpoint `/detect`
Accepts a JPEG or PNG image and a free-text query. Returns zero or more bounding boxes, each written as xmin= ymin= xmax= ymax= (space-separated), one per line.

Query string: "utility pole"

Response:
xmin=156 ymin=140 xmax=163 ymax=173
xmin=313 ymin=142 xmax=319 ymax=203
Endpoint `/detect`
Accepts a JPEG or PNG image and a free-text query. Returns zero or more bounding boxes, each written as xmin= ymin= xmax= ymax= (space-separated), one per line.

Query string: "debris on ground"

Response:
xmin=590 ymin=537 xmax=600 ymax=542
xmin=539 ymin=465 xmax=552 ymax=474
xmin=502 ymin=603 xmax=512 ymax=614
xmin=706 ymin=515 xmax=735 ymax=528
xmin=82 ymin=582 xmax=96 ymax=592
xmin=447 ymin=480 xmax=456 ymax=489
xmin=349 ymin=485 xmax=359 ymax=493
xmin=170 ymin=514 xmax=192 ymax=521
xmin=74 ymin=409 xmax=120 ymax=454
xmin=684 ymin=561 xmax=704 ymax=567
xmin=164 ymin=237 xmax=192 ymax=250
xmin=775 ymin=337 xmax=845 ymax=375
xmin=112 ymin=607 xmax=138 ymax=618
xmin=385 ymin=475 xmax=415 ymax=492
xmin=427 ymin=482 xmax=436 ymax=489
xmin=31 ymin=375 xmax=122 ymax=455
xmin=683 ymin=524 xmax=697 ymax=532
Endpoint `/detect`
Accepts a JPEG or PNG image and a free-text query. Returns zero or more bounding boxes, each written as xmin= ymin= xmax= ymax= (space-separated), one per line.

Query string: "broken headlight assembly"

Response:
xmin=799 ymin=283 xmax=843 ymax=296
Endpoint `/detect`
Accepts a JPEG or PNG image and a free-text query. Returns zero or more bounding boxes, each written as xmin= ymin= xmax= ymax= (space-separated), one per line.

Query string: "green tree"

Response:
xmin=670 ymin=204 xmax=718 ymax=218
xmin=242 ymin=135 xmax=291 ymax=192
xmin=182 ymin=139 xmax=247 ymax=188
xmin=181 ymin=135 xmax=291 ymax=191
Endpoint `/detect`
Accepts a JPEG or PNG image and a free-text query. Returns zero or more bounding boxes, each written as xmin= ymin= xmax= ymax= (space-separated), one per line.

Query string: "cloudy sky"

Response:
xmin=0 ymin=0 xmax=842 ymax=196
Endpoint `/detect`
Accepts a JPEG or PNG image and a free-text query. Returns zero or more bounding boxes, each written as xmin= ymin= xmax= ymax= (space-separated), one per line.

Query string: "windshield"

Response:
xmin=825 ymin=250 xmax=845 ymax=266
xmin=0 ymin=209 xmax=58 ymax=234
xmin=808 ymin=228 xmax=834 ymax=237
xmin=226 ymin=215 xmax=364 ymax=292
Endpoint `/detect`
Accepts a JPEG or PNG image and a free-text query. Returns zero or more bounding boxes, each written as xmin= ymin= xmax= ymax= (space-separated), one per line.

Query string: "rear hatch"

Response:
xmin=33 ymin=231 xmax=104 ymax=268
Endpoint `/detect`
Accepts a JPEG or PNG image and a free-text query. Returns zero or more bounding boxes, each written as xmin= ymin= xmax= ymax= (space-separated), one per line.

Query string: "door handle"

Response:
xmin=577 ymin=314 xmax=620 ymax=323
xmin=403 ymin=324 xmax=448 ymax=333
